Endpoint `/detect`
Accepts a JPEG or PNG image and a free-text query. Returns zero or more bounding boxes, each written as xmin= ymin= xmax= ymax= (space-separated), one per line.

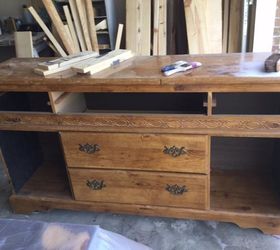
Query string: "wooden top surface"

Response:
xmin=1 ymin=53 xmax=280 ymax=92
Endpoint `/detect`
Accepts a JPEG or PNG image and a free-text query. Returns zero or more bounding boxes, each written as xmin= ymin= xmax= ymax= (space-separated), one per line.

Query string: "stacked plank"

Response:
xmin=28 ymin=0 xmax=99 ymax=56
xmin=34 ymin=49 xmax=134 ymax=77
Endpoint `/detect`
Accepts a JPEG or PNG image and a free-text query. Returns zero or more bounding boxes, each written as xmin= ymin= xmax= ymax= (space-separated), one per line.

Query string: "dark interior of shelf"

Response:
xmin=213 ymin=93 xmax=280 ymax=115
xmin=0 ymin=92 xmax=51 ymax=112
xmin=211 ymin=137 xmax=280 ymax=215
xmin=0 ymin=131 xmax=69 ymax=195
xmin=84 ymin=93 xmax=206 ymax=114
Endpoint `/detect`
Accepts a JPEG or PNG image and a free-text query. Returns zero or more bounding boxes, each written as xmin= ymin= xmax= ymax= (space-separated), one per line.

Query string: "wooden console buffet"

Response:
xmin=1 ymin=53 xmax=280 ymax=234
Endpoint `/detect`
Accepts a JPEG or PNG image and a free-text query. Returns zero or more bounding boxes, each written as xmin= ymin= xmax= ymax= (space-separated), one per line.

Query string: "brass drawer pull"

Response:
xmin=163 ymin=146 xmax=187 ymax=157
xmin=166 ymin=184 xmax=188 ymax=195
xmin=79 ymin=143 xmax=100 ymax=154
xmin=87 ymin=179 xmax=106 ymax=190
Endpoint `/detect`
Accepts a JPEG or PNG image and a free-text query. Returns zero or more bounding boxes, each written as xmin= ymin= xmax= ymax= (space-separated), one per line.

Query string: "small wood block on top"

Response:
xmin=264 ymin=53 xmax=280 ymax=72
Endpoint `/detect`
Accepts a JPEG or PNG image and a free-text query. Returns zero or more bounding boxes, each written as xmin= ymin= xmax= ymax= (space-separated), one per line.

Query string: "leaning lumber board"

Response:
xmin=63 ymin=5 xmax=80 ymax=53
xmin=158 ymin=0 xmax=167 ymax=55
xmin=28 ymin=7 xmax=67 ymax=57
xmin=64 ymin=24 xmax=77 ymax=52
xmin=153 ymin=0 xmax=159 ymax=55
xmin=126 ymin=0 xmax=151 ymax=55
xmin=85 ymin=0 xmax=99 ymax=52
xmin=184 ymin=0 xmax=222 ymax=54
xmin=69 ymin=0 xmax=86 ymax=51
xmin=228 ymin=0 xmax=243 ymax=53
xmin=42 ymin=0 xmax=76 ymax=54
xmin=222 ymin=0 xmax=230 ymax=53
xmin=38 ymin=51 xmax=99 ymax=70
xmin=14 ymin=31 xmax=33 ymax=58
xmin=115 ymin=24 xmax=124 ymax=50
xmin=72 ymin=49 xmax=134 ymax=74
xmin=76 ymin=0 xmax=92 ymax=51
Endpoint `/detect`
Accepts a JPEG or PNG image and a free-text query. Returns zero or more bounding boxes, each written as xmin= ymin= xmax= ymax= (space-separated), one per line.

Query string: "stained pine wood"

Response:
xmin=8 ymin=164 xmax=280 ymax=234
xmin=69 ymin=168 xmax=208 ymax=209
xmin=1 ymin=113 xmax=280 ymax=138
xmin=2 ymin=53 xmax=280 ymax=92
xmin=184 ymin=0 xmax=222 ymax=54
xmin=61 ymin=132 xmax=209 ymax=173
xmin=126 ymin=0 xmax=151 ymax=55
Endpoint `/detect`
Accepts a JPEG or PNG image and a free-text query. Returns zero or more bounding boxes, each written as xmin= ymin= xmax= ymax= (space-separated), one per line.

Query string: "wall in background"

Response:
xmin=0 ymin=0 xmax=43 ymax=20
xmin=0 ymin=0 xmax=30 ymax=20
xmin=273 ymin=0 xmax=280 ymax=52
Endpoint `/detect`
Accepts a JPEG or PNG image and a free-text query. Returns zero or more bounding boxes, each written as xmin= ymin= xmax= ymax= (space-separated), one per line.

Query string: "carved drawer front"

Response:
xmin=61 ymin=132 xmax=209 ymax=174
xmin=69 ymin=168 xmax=209 ymax=209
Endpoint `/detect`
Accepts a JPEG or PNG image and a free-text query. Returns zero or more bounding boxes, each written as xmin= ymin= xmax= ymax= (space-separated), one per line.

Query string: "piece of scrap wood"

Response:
xmin=28 ymin=6 xmax=67 ymax=57
xmin=96 ymin=19 xmax=107 ymax=31
xmin=69 ymin=0 xmax=86 ymax=51
xmin=63 ymin=5 xmax=80 ymax=52
xmin=42 ymin=0 xmax=76 ymax=54
xmin=85 ymin=0 xmax=99 ymax=52
xmin=115 ymin=24 xmax=124 ymax=50
xmin=76 ymin=0 xmax=92 ymax=51
xmin=38 ymin=51 xmax=99 ymax=70
xmin=72 ymin=49 xmax=134 ymax=74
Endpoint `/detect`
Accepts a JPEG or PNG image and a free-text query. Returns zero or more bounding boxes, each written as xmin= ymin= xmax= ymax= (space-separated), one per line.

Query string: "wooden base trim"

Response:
xmin=9 ymin=195 xmax=280 ymax=235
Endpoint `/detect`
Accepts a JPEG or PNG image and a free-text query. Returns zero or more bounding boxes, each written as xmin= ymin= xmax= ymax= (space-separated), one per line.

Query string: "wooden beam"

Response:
xmin=158 ymin=0 xmax=167 ymax=55
xmin=42 ymin=0 xmax=75 ymax=54
xmin=28 ymin=7 xmax=67 ymax=57
xmin=14 ymin=32 xmax=33 ymax=58
xmin=228 ymin=0 xmax=243 ymax=53
xmin=85 ymin=0 xmax=99 ymax=53
xmin=184 ymin=0 xmax=222 ymax=54
xmin=76 ymin=0 xmax=92 ymax=51
xmin=222 ymin=0 xmax=230 ymax=53
xmin=126 ymin=0 xmax=151 ymax=55
xmin=153 ymin=0 xmax=159 ymax=55
xmin=115 ymin=24 xmax=124 ymax=50
xmin=69 ymin=0 xmax=86 ymax=51
xmin=63 ymin=5 xmax=80 ymax=53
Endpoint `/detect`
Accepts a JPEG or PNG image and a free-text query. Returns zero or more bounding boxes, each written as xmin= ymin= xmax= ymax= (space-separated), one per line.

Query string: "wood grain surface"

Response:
xmin=69 ymin=168 xmax=208 ymax=209
xmin=61 ymin=132 xmax=209 ymax=173
xmin=1 ymin=53 xmax=280 ymax=92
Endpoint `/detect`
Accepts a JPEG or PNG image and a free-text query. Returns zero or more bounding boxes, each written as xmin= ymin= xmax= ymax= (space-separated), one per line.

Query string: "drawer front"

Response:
xmin=61 ymin=132 xmax=209 ymax=174
xmin=69 ymin=168 xmax=209 ymax=209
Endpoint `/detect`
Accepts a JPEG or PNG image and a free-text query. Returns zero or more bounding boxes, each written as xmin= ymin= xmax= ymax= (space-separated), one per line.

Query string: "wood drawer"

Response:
xmin=69 ymin=168 xmax=209 ymax=209
xmin=61 ymin=132 xmax=209 ymax=174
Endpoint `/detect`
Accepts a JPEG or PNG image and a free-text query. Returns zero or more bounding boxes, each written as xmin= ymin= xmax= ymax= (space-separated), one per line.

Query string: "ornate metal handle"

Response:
xmin=166 ymin=184 xmax=188 ymax=195
xmin=79 ymin=143 xmax=100 ymax=154
xmin=86 ymin=179 xmax=106 ymax=190
xmin=163 ymin=146 xmax=187 ymax=157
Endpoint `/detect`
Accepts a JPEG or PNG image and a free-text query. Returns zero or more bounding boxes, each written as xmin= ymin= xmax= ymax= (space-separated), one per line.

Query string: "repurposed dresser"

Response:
xmin=1 ymin=53 xmax=280 ymax=234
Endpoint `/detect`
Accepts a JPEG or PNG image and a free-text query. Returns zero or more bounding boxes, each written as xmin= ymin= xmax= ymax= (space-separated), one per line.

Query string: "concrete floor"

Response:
xmin=1 ymin=167 xmax=280 ymax=250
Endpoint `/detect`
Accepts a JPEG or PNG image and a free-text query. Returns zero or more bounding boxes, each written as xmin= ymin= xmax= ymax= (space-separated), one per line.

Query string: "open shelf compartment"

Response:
xmin=211 ymin=137 xmax=280 ymax=215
